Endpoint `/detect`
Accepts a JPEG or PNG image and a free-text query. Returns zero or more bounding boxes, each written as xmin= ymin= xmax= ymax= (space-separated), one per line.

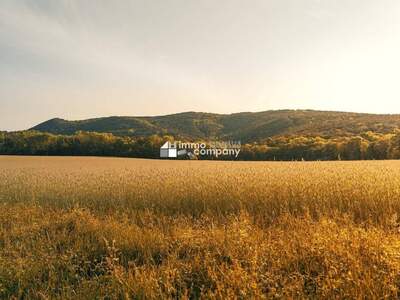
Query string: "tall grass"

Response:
xmin=1 ymin=156 xmax=400 ymax=298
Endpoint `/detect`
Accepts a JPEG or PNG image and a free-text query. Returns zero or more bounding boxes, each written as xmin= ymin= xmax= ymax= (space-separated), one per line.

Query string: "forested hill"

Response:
xmin=3 ymin=109 xmax=400 ymax=160
xmin=30 ymin=110 xmax=400 ymax=142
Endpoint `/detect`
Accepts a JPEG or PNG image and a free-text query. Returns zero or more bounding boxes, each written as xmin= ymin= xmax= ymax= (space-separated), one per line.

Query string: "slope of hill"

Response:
xmin=30 ymin=110 xmax=400 ymax=142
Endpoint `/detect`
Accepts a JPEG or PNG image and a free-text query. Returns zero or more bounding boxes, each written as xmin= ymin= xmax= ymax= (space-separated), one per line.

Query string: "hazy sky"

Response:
xmin=1 ymin=0 xmax=400 ymax=130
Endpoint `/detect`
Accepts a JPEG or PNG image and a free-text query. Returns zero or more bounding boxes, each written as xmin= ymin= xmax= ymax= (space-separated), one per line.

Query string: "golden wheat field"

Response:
xmin=2 ymin=156 xmax=400 ymax=299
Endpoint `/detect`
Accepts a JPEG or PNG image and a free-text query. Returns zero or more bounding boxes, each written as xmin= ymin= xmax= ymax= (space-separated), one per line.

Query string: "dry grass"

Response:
xmin=1 ymin=156 xmax=400 ymax=299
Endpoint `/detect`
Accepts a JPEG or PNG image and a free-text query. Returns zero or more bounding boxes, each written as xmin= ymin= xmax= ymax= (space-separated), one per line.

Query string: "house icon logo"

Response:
xmin=160 ymin=141 xmax=177 ymax=158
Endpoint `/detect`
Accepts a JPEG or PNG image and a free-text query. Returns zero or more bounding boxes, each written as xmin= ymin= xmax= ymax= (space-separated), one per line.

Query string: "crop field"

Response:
xmin=2 ymin=156 xmax=400 ymax=299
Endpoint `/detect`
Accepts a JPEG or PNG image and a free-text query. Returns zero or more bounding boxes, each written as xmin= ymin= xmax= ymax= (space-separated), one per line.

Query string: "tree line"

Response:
xmin=1 ymin=130 xmax=400 ymax=160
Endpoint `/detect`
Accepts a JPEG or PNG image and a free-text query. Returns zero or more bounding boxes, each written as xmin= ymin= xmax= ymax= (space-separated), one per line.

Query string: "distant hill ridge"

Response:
xmin=30 ymin=110 xmax=400 ymax=142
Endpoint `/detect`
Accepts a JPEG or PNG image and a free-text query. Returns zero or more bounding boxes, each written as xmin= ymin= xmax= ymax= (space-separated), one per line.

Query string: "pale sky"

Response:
xmin=1 ymin=0 xmax=400 ymax=131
